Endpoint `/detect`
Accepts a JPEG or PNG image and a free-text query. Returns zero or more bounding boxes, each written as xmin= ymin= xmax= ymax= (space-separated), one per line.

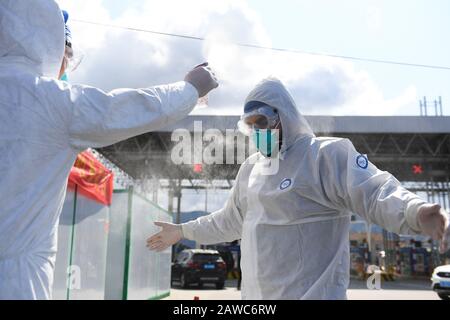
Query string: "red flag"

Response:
xmin=68 ymin=151 xmax=114 ymax=206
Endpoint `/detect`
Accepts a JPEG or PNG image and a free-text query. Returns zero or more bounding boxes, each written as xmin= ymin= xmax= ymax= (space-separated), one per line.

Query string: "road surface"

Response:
xmin=163 ymin=278 xmax=439 ymax=300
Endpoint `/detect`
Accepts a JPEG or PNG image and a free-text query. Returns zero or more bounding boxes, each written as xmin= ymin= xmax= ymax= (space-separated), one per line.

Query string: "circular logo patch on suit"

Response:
xmin=356 ymin=154 xmax=368 ymax=169
xmin=280 ymin=178 xmax=292 ymax=190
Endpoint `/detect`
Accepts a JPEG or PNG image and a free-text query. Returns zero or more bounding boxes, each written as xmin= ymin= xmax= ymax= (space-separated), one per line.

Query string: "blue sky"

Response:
xmin=247 ymin=0 xmax=450 ymax=114
xmin=59 ymin=0 xmax=450 ymax=116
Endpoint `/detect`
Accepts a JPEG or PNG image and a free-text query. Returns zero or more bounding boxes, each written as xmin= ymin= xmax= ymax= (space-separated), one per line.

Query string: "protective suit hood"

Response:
xmin=0 ymin=0 xmax=65 ymax=77
xmin=244 ymin=77 xmax=315 ymax=154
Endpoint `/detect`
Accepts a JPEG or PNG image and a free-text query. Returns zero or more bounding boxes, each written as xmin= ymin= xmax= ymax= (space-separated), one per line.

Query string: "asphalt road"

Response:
xmin=163 ymin=278 xmax=440 ymax=300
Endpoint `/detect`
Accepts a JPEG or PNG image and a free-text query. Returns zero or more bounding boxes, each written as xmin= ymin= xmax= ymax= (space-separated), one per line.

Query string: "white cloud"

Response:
xmin=56 ymin=0 xmax=417 ymax=116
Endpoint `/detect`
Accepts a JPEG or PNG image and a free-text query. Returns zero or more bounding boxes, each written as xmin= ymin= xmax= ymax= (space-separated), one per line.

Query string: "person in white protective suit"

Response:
xmin=0 ymin=0 xmax=218 ymax=300
xmin=147 ymin=77 xmax=450 ymax=300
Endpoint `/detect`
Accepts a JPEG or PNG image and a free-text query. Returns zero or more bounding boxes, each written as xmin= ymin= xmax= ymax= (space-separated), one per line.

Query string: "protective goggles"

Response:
xmin=237 ymin=104 xmax=280 ymax=136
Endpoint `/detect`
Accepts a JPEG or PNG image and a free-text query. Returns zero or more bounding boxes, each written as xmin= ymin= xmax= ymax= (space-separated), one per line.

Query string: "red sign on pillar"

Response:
xmin=412 ymin=164 xmax=423 ymax=175
xmin=193 ymin=163 xmax=203 ymax=173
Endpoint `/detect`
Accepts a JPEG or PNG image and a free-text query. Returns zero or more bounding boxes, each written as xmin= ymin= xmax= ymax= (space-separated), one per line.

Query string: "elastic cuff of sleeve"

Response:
xmin=182 ymin=81 xmax=199 ymax=100
xmin=405 ymin=198 xmax=428 ymax=232
xmin=181 ymin=222 xmax=195 ymax=240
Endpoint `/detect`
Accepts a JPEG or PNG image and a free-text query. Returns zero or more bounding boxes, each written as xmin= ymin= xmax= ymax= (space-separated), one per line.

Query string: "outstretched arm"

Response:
xmin=66 ymin=81 xmax=198 ymax=150
xmin=147 ymin=167 xmax=246 ymax=251
xmin=322 ymin=138 xmax=449 ymax=252
xmin=42 ymin=64 xmax=217 ymax=151
xmin=179 ymin=186 xmax=244 ymax=244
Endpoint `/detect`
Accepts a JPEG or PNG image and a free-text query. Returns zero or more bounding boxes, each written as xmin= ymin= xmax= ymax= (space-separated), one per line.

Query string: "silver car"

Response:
xmin=431 ymin=265 xmax=450 ymax=300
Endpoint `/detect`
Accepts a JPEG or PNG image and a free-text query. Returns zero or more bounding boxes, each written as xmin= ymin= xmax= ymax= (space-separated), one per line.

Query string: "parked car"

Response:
xmin=431 ymin=265 xmax=450 ymax=300
xmin=171 ymin=249 xmax=227 ymax=289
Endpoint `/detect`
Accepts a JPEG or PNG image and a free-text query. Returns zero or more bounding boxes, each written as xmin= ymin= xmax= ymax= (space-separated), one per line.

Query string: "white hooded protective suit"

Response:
xmin=0 ymin=0 xmax=198 ymax=299
xmin=181 ymin=78 xmax=428 ymax=299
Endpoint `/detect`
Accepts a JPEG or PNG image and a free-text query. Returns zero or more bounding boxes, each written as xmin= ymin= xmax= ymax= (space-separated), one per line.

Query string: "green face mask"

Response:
xmin=252 ymin=128 xmax=279 ymax=157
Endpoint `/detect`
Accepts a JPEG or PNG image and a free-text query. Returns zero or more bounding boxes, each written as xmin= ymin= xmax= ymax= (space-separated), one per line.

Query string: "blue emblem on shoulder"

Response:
xmin=356 ymin=154 xmax=368 ymax=169
xmin=280 ymin=178 xmax=292 ymax=190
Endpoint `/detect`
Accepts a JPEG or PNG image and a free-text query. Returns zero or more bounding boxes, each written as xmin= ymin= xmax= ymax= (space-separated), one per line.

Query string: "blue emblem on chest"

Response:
xmin=280 ymin=178 xmax=292 ymax=190
xmin=356 ymin=154 xmax=368 ymax=169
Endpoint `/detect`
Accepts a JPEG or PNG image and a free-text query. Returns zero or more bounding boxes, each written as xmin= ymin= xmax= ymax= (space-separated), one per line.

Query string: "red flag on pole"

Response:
xmin=68 ymin=151 xmax=114 ymax=206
